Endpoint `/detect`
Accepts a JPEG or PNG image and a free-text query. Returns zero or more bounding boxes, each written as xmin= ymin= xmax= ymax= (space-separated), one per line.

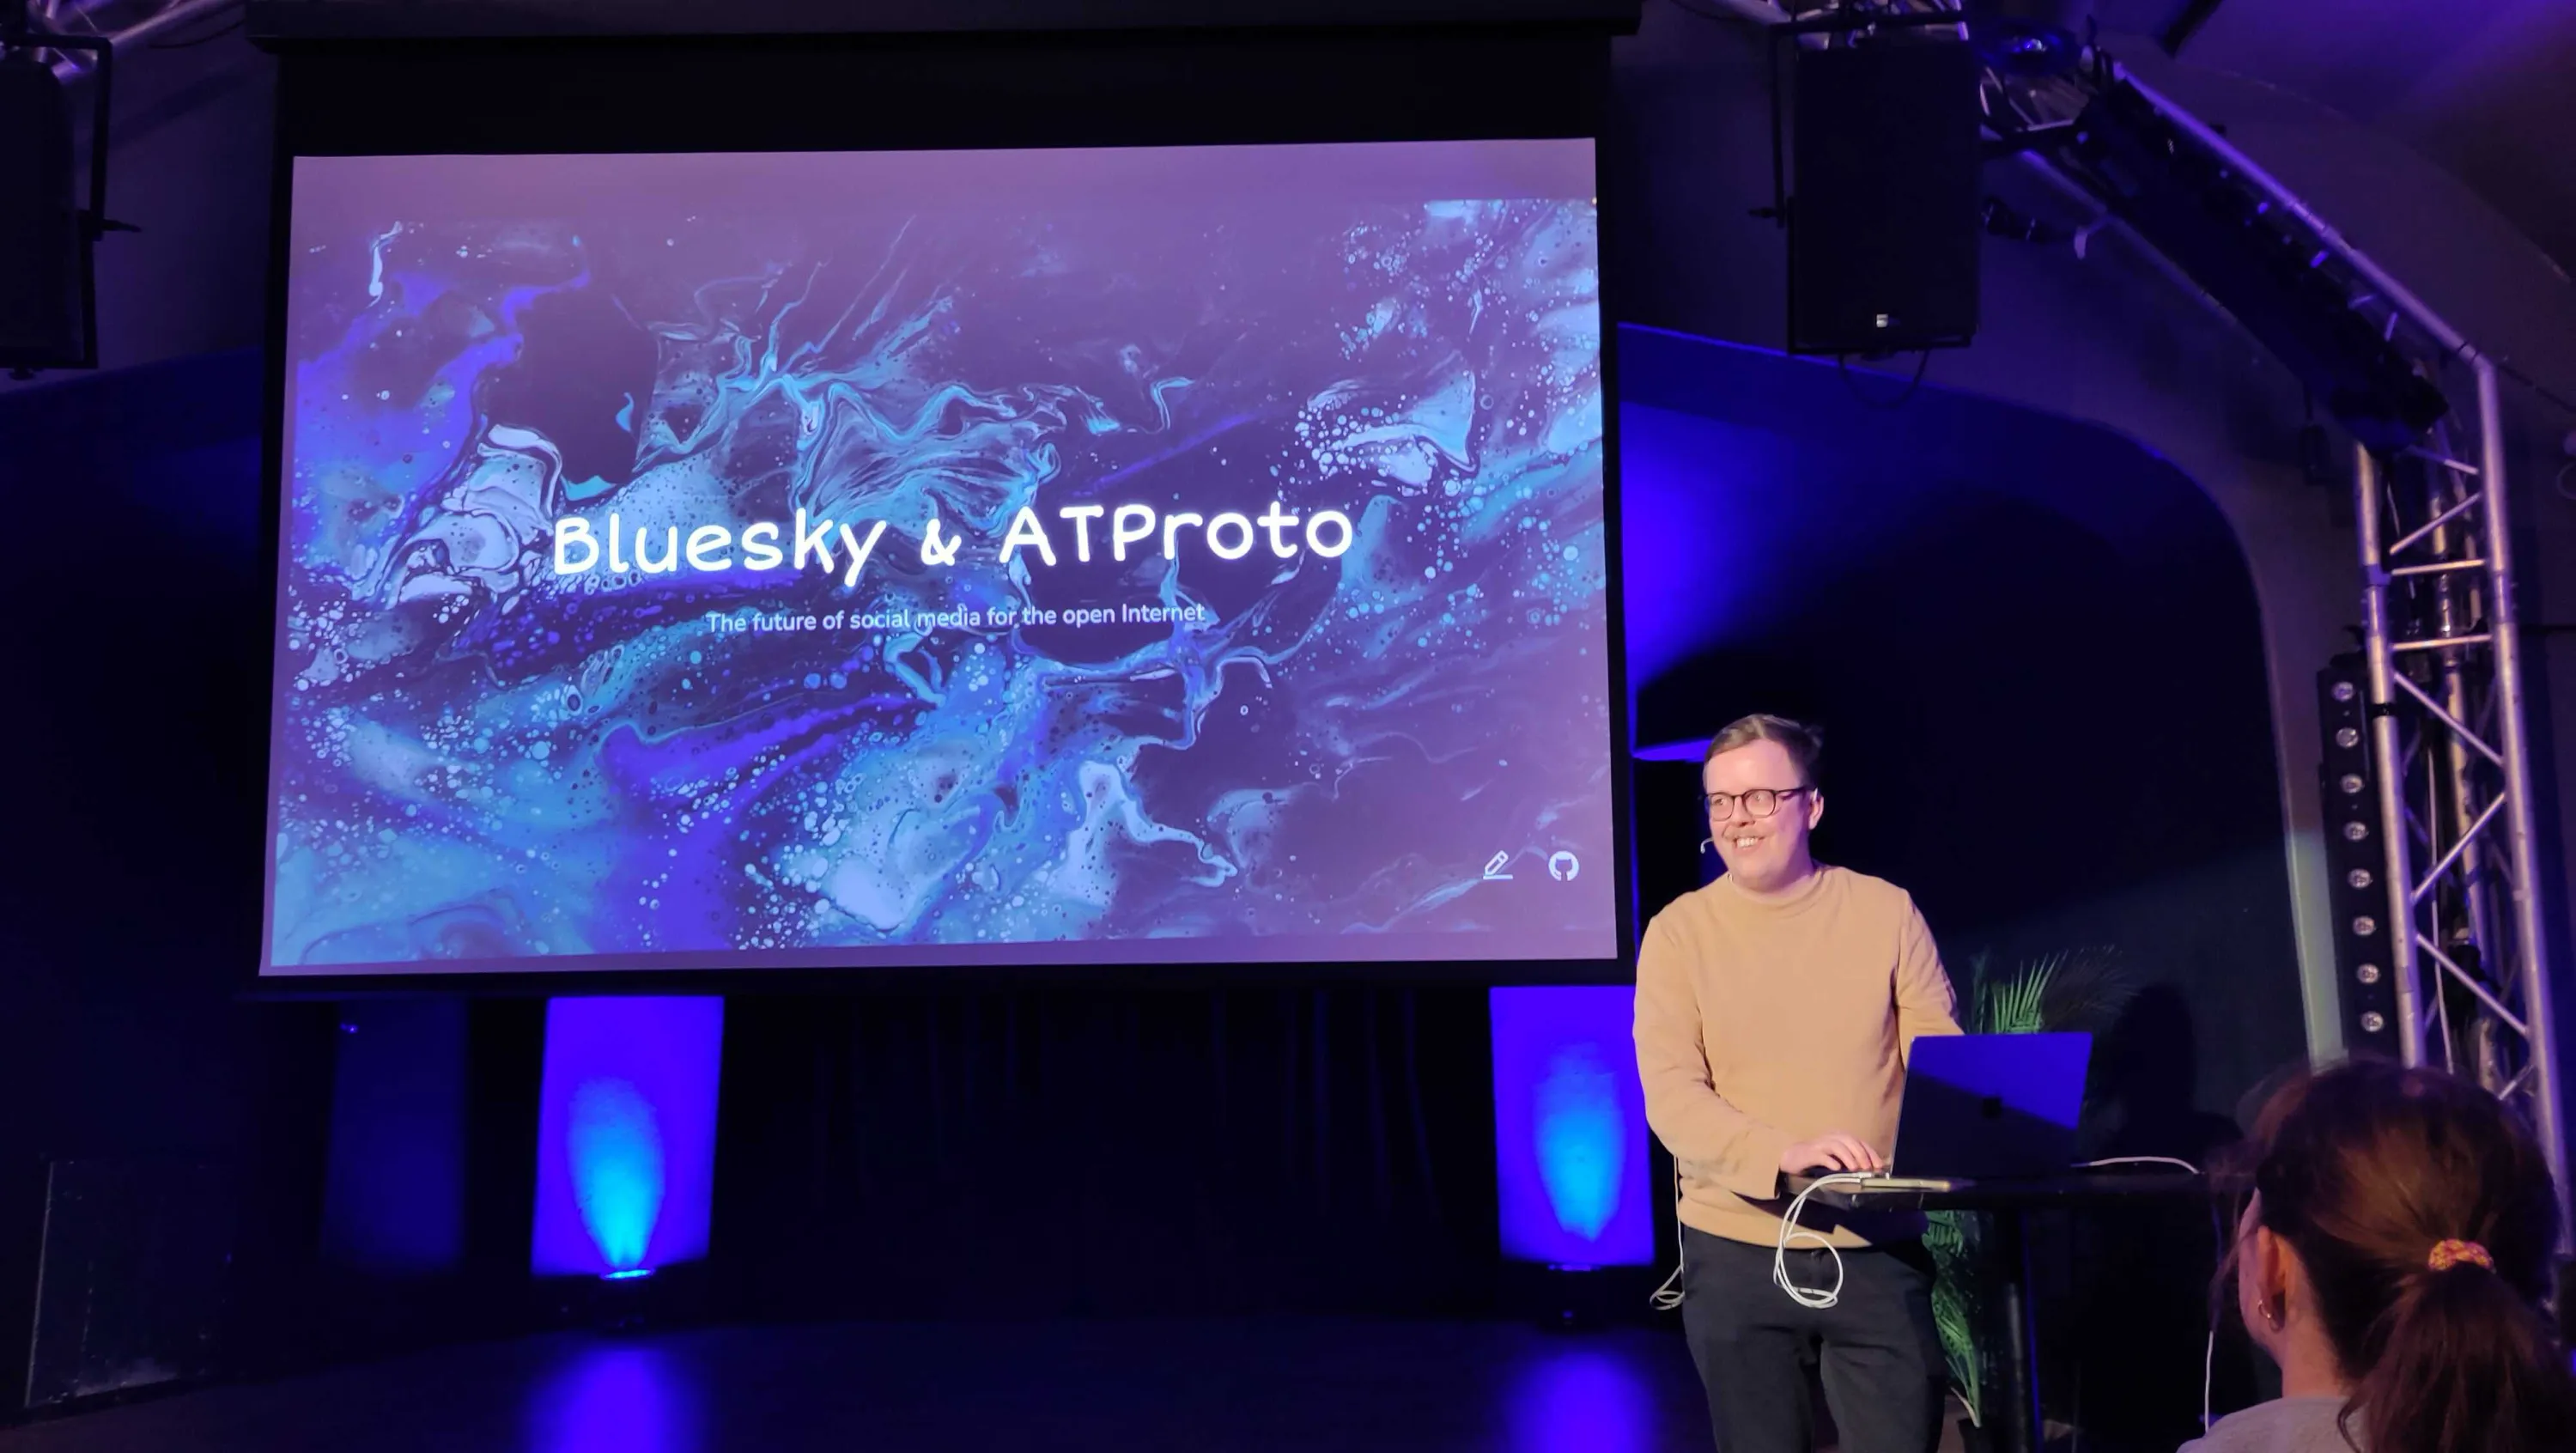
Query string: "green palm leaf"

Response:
xmin=1926 ymin=1208 xmax=1984 ymax=1423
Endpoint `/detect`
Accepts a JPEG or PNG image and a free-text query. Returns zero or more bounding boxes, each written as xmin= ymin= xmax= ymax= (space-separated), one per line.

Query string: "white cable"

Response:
xmin=1650 ymin=1161 xmax=1690 ymax=1310
xmin=1649 ymin=1258 xmax=1689 ymax=1311
xmin=2071 ymin=1155 xmax=2202 ymax=1175
xmin=2203 ymin=1319 xmax=2217 ymax=1433
xmin=1769 ymin=1138 xmax=2221 ymax=1444
xmin=1774 ymin=1172 xmax=1876 ymax=1310
xmin=1777 ymin=1156 xmax=2219 ymax=1420
xmin=2078 ymin=1156 xmax=2221 ymax=1431
xmin=1775 ymin=1160 xmax=2201 ymax=1312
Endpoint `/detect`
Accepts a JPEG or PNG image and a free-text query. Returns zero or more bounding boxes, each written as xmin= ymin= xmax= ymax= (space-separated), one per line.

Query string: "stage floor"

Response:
xmin=8 ymin=1318 xmax=1731 ymax=1452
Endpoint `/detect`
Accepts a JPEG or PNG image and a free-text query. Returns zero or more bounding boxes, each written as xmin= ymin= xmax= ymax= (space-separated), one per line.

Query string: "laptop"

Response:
xmin=1856 ymin=1032 xmax=2093 ymax=1191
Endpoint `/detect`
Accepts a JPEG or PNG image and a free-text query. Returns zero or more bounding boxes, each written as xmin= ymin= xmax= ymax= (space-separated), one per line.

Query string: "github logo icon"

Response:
xmin=1547 ymin=850 xmax=1580 ymax=882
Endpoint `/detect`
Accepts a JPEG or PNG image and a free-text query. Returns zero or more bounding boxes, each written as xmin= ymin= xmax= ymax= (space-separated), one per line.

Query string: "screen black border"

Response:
xmin=252 ymin=26 xmax=1636 ymax=994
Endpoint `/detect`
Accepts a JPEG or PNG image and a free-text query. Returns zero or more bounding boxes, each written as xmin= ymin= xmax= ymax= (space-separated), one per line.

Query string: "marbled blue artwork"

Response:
xmin=267 ymin=142 xmax=1613 ymax=973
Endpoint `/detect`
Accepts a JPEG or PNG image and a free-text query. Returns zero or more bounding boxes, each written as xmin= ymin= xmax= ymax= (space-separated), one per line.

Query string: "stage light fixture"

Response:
xmin=1961 ymin=0 xmax=2090 ymax=76
xmin=2060 ymin=82 xmax=2450 ymax=450
xmin=2319 ymin=657 xmax=2399 ymax=1055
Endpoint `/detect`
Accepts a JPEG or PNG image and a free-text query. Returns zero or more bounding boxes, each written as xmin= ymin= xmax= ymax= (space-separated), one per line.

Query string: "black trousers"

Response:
xmin=1678 ymin=1226 xmax=1946 ymax=1453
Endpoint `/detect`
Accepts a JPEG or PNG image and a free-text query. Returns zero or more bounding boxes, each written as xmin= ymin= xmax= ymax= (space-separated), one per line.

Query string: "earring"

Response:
xmin=2262 ymin=1296 xmax=2285 ymax=1331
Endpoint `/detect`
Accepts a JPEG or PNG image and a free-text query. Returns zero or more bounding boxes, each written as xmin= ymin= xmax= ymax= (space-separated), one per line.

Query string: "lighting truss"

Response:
xmin=1739 ymin=1 xmax=2567 ymax=1224
xmin=2003 ymin=23 xmax=2566 ymax=1223
xmin=2046 ymin=56 xmax=2565 ymax=1231
xmin=2351 ymin=377 xmax=2561 ymax=1212
xmin=21 ymin=0 xmax=238 ymax=77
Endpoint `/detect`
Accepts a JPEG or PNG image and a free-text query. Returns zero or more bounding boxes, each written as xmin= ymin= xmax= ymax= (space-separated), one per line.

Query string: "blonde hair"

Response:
xmin=1702 ymin=714 xmax=1824 ymax=788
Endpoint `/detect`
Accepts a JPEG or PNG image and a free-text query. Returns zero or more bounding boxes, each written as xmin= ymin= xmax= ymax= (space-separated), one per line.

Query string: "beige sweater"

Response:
xmin=1633 ymin=865 xmax=1961 ymax=1248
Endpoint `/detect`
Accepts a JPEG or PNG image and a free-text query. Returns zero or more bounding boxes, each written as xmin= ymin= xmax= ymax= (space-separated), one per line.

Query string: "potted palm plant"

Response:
xmin=1927 ymin=947 xmax=2136 ymax=1451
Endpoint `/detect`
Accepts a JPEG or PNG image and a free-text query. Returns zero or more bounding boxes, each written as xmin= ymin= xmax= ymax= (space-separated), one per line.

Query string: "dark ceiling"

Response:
xmin=2101 ymin=0 xmax=2576 ymax=277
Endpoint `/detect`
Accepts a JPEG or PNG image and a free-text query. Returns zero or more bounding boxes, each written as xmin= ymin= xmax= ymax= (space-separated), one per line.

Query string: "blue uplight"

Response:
xmin=532 ymin=998 xmax=724 ymax=1278
xmin=600 ymin=1268 xmax=656 ymax=1282
xmin=1491 ymin=987 xmax=1654 ymax=1266
xmin=1534 ymin=1044 xmax=1625 ymax=1240
xmin=568 ymin=1077 xmax=665 ymax=1271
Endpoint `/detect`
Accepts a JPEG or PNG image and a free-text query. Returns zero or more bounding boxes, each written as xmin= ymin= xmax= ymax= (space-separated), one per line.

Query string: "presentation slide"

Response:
xmin=265 ymin=139 xmax=1615 ymax=976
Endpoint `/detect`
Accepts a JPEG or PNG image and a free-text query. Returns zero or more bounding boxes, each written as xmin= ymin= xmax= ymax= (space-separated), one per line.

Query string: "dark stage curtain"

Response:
xmin=713 ymin=985 xmax=1513 ymax=1322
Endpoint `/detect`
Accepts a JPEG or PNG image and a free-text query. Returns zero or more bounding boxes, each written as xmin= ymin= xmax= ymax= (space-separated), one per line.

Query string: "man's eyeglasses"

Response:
xmin=1701 ymin=787 xmax=1812 ymax=819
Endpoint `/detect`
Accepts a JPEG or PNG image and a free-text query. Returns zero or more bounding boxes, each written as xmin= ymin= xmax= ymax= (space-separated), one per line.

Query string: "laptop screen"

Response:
xmin=1891 ymin=1032 xmax=2093 ymax=1179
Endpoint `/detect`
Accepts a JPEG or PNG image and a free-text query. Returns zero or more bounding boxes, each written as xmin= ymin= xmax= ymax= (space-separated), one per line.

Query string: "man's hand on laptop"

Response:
xmin=1781 ymin=1133 xmax=1886 ymax=1176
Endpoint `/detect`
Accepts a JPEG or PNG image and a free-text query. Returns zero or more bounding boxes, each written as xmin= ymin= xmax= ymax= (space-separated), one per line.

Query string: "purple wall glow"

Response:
xmin=320 ymin=998 xmax=467 ymax=1273
xmin=532 ymin=997 xmax=724 ymax=1277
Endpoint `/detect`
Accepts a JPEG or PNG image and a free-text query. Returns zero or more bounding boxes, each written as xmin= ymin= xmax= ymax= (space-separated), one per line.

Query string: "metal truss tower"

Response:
xmin=1767 ymin=0 xmax=2571 ymax=1228
xmin=2031 ymin=49 xmax=2567 ymax=1231
xmin=2354 ymin=365 xmax=2564 ymax=1219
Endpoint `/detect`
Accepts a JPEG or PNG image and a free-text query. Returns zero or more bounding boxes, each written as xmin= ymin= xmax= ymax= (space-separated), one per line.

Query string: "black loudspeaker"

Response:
xmin=0 ymin=50 xmax=84 ymax=372
xmin=1787 ymin=40 xmax=1984 ymax=356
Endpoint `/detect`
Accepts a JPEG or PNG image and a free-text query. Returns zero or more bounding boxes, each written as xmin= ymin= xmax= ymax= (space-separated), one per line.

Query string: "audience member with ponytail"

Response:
xmin=2183 ymin=1057 xmax=2576 ymax=1452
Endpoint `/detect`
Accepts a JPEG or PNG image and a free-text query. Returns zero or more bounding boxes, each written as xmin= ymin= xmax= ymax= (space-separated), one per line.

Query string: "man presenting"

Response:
xmin=1635 ymin=714 xmax=1960 ymax=1453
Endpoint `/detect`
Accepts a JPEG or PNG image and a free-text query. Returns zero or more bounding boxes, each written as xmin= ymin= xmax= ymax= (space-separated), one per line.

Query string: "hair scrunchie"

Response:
xmin=2427 ymin=1238 xmax=2494 ymax=1273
